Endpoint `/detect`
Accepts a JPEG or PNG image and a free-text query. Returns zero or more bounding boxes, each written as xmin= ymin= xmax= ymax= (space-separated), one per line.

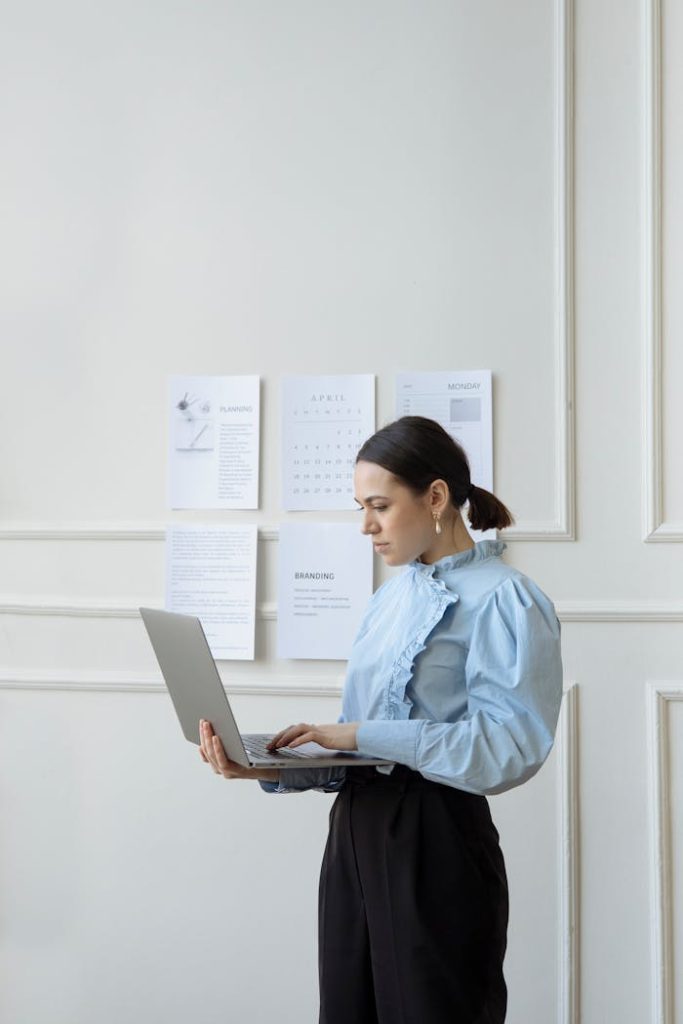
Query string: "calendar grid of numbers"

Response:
xmin=282 ymin=375 xmax=376 ymax=510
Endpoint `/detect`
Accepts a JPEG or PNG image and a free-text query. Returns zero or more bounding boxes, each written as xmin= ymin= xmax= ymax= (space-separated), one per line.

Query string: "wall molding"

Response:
xmin=643 ymin=0 xmax=683 ymax=542
xmin=0 ymin=597 xmax=278 ymax=621
xmin=0 ymin=523 xmax=280 ymax=542
xmin=646 ymin=681 xmax=682 ymax=1024
xmin=558 ymin=683 xmax=580 ymax=1024
xmin=556 ymin=600 xmax=683 ymax=622
xmin=0 ymin=668 xmax=344 ymax=697
xmin=494 ymin=0 xmax=576 ymax=541
xmin=3 ymin=596 xmax=683 ymax=623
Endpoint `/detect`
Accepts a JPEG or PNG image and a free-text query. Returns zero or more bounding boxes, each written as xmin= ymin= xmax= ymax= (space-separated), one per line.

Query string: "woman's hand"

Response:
xmin=267 ymin=722 xmax=359 ymax=752
xmin=199 ymin=720 xmax=280 ymax=783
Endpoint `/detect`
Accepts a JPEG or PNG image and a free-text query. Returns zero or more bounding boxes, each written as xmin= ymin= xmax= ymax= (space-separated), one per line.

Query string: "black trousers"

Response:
xmin=318 ymin=766 xmax=509 ymax=1024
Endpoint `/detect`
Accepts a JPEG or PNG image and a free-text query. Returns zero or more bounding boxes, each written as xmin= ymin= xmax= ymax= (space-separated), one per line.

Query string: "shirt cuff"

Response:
xmin=259 ymin=767 xmax=346 ymax=794
xmin=356 ymin=720 xmax=423 ymax=769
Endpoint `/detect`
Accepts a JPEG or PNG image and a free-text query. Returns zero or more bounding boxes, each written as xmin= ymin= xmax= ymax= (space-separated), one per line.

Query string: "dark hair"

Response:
xmin=356 ymin=415 xmax=514 ymax=532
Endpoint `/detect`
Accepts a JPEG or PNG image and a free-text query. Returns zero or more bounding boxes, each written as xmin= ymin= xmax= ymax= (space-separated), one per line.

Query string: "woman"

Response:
xmin=200 ymin=415 xmax=563 ymax=1024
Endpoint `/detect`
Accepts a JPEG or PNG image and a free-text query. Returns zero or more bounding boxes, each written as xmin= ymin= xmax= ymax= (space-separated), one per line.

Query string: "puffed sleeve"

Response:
xmin=355 ymin=575 xmax=563 ymax=795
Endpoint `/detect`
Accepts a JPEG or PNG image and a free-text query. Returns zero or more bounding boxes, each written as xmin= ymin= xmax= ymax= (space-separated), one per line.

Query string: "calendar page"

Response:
xmin=395 ymin=369 xmax=494 ymax=540
xmin=282 ymin=375 xmax=375 ymax=510
xmin=395 ymin=370 xmax=492 ymax=491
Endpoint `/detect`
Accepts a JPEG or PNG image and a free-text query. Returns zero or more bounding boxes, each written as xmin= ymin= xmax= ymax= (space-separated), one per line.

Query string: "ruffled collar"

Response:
xmin=411 ymin=539 xmax=507 ymax=578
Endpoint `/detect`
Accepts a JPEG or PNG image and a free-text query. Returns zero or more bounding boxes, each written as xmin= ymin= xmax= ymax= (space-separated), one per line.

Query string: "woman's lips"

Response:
xmin=373 ymin=542 xmax=389 ymax=551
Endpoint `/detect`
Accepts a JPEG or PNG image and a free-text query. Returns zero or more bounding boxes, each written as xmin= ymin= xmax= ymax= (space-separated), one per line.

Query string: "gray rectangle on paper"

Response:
xmin=449 ymin=398 xmax=481 ymax=423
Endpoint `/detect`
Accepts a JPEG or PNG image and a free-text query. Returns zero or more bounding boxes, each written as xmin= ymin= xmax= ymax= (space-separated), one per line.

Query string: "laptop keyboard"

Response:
xmin=241 ymin=734 xmax=321 ymax=760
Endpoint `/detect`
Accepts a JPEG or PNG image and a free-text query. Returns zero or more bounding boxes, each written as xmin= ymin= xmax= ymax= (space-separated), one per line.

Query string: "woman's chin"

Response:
xmin=380 ymin=550 xmax=406 ymax=567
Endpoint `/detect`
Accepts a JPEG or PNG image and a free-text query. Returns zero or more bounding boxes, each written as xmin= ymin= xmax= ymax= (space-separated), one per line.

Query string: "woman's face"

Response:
xmin=353 ymin=460 xmax=437 ymax=566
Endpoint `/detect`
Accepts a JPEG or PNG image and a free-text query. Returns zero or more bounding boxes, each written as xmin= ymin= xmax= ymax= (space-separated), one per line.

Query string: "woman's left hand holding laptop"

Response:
xmin=199 ymin=720 xmax=280 ymax=782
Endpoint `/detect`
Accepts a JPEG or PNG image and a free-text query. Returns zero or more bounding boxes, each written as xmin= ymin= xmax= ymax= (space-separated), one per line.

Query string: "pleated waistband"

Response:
xmin=345 ymin=763 xmax=477 ymax=794
xmin=344 ymin=764 xmax=493 ymax=813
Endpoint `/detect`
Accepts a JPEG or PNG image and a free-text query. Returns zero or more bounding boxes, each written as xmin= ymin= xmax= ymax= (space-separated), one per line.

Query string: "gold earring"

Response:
xmin=434 ymin=514 xmax=442 ymax=536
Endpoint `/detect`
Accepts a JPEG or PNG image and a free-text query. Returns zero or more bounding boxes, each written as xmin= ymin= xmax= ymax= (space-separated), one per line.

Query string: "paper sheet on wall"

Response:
xmin=395 ymin=370 xmax=494 ymax=539
xmin=166 ymin=524 xmax=257 ymax=660
xmin=277 ymin=523 xmax=373 ymax=660
xmin=168 ymin=375 xmax=260 ymax=509
xmin=282 ymin=375 xmax=375 ymax=510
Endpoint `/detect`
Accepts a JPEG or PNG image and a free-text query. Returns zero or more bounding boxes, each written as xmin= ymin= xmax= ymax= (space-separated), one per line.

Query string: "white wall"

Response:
xmin=1 ymin=2 xmax=681 ymax=1023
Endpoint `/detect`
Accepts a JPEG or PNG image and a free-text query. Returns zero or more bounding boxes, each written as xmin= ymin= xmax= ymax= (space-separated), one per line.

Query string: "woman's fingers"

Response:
xmin=207 ymin=725 xmax=248 ymax=778
xmin=199 ymin=720 xmax=277 ymax=781
xmin=289 ymin=723 xmax=359 ymax=751
xmin=267 ymin=725 xmax=293 ymax=749
xmin=199 ymin=720 xmax=210 ymax=762
xmin=267 ymin=723 xmax=314 ymax=750
xmin=200 ymin=720 xmax=220 ymax=772
xmin=211 ymin=733 xmax=234 ymax=776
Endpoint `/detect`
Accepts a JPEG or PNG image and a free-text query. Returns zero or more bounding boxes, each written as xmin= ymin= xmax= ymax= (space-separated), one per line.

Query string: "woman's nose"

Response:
xmin=361 ymin=514 xmax=377 ymax=535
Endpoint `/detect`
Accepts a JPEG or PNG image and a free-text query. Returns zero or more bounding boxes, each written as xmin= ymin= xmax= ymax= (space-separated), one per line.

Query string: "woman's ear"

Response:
xmin=428 ymin=479 xmax=451 ymax=515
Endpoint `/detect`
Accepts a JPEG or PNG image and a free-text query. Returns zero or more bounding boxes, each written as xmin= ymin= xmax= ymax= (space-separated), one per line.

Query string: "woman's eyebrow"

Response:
xmin=355 ymin=494 xmax=389 ymax=505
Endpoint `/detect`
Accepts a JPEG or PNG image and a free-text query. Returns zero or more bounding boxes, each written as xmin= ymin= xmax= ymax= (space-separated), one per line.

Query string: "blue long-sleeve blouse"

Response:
xmin=262 ymin=540 xmax=563 ymax=796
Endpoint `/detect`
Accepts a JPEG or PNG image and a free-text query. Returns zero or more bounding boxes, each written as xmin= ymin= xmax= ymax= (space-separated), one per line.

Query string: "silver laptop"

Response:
xmin=139 ymin=607 xmax=393 ymax=770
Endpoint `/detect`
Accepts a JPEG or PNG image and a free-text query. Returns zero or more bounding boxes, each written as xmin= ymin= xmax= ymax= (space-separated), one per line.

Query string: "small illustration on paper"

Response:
xmin=174 ymin=391 xmax=215 ymax=451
